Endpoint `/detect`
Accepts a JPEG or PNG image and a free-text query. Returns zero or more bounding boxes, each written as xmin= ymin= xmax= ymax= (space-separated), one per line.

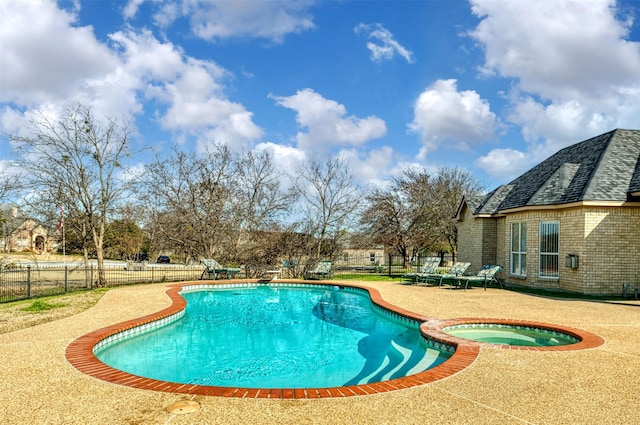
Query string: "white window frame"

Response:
xmin=539 ymin=221 xmax=560 ymax=279
xmin=510 ymin=222 xmax=527 ymax=277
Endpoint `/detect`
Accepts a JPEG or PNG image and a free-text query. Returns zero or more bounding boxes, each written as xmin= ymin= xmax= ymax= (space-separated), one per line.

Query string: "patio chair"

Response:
xmin=452 ymin=264 xmax=503 ymax=290
xmin=417 ymin=262 xmax=471 ymax=286
xmin=305 ymin=260 xmax=333 ymax=280
xmin=200 ymin=259 xmax=241 ymax=280
xmin=401 ymin=257 xmax=440 ymax=284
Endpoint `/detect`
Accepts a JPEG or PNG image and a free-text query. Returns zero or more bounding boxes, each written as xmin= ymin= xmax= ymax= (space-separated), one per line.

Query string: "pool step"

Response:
xmin=355 ymin=341 xmax=443 ymax=385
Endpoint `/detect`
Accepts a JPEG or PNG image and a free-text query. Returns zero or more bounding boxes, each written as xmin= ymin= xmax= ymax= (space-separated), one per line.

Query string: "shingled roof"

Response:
xmin=468 ymin=129 xmax=640 ymax=215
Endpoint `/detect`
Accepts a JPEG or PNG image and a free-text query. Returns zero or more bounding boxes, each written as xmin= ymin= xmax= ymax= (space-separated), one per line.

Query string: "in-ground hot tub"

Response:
xmin=441 ymin=322 xmax=580 ymax=346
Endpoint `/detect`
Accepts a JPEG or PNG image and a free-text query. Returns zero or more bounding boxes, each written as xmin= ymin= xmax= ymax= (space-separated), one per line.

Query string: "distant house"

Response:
xmin=456 ymin=129 xmax=640 ymax=295
xmin=332 ymin=232 xmax=386 ymax=271
xmin=1 ymin=208 xmax=58 ymax=253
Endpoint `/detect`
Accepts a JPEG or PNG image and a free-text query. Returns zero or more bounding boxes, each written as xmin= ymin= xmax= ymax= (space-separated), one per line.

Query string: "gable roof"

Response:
xmin=467 ymin=129 xmax=640 ymax=216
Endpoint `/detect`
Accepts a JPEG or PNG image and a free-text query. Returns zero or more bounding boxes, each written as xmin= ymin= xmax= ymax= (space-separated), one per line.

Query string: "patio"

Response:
xmin=1 ymin=281 xmax=638 ymax=424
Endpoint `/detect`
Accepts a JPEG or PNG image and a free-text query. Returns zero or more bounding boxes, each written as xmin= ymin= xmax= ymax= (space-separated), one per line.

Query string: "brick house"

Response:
xmin=1 ymin=208 xmax=58 ymax=253
xmin=456 ymin=129 xmax=640 ymax=295
xmin=334 ymin=233 xmax=386 ymax=270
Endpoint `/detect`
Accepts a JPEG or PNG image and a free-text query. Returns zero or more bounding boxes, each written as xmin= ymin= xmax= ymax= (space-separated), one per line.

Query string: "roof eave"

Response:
xmin=496 ymin=200 xmax=640 ymax=215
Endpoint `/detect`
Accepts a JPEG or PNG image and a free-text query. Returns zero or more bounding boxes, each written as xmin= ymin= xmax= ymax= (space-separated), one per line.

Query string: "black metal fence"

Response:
xmin=0 ymin=253 xmax=452 ymax=303
xmin=332 ymin=253 xmax=451 ymax=276
xmin=0 ymin=264 xmax=203 ymax=303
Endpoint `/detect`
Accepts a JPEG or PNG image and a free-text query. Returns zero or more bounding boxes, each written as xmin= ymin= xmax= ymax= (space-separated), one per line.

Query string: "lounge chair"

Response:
xmin=401 ymin=257 xmax=440 ymax=284
xmin=305 ymin=260 xmax=333 ymax=280
xmin=200 ymin=259 xmax=241 ymax=280
xmin=451 ymin=264 xmax=503 ymax=290
xmin=417 ymin=262 xmax=471 ymax=286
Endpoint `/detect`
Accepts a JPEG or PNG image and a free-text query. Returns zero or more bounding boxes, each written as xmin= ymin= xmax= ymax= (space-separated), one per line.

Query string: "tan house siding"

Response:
xmin=582 ymin=207 xmax=640 ymax=295
xmin=495 ymin=218 xmax=506 ymax=279
xmin=490 ymin=206 xmax=640 ymax=295
xmin=557 ymin=208 xmax=585 ymax=293
xmin=336 ymin=247 xmax=386 ymax=268
xmin=457 ymin=205 xmax=499 ymax=274
xmin=456 ymin=205 xmax=482 ymax=269
xmin=480 ymin=218 xmax=497 ymax=273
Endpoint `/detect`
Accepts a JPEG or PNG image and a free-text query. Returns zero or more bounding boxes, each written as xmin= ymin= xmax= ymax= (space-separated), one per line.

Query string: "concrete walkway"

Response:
xmin=1 ymin=281 xmax=638 ymax=424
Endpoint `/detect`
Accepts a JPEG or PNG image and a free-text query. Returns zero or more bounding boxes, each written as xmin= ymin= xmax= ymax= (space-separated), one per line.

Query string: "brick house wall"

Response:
xmin=336 ymin=247 xmax=386 ymax=267
xmin=460 ymin=203 xmax=640 ymax=295
xmin=582 ymin=206 xmax=640 ymax=294
xmin=456 ymin=204 xmax=498 ymax=274
xmin=3 ymin=219 xmax=56 ymax=253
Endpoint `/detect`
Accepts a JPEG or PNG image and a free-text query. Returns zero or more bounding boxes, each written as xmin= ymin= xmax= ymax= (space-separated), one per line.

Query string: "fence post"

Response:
xmin=26 ymin=265 xmax=31 ymax=299
xmin=90 ymin=266 xmax=94 ymax=289
xmin=388 ymin=254 xmax=392 ymax=276
xmin=64 ymin=266 xmax=68 ymax=292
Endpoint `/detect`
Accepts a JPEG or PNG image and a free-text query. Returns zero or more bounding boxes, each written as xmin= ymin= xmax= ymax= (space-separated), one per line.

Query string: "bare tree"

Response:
xmin=431 ymin=166 xmax=484 ymax=261
xmin=0 ymin=168 xmax=22 ymax=240
xmin=143 ymin=145 xmax=293 ymax=266
xmin=360 ymin=166 xmax=484 ymax=264
xmin=294 ymin=157 xmax=360 ymax=260
xmin=360 ymin=169 xmax=439 ymax=264
xmin=143 ymin=145 xmax=235 ymax=262
xmin=11 ymin=104 xmax=134 ymax=286
xmin=0 ymin=168 xmax=21 ymax=204
xmin=228 ymin=149 xmax=297 ymax=265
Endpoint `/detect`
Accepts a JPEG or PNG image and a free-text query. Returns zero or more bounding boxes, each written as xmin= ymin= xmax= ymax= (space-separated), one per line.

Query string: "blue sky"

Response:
xmin=1 ymin=0 xmax=640 ymax=191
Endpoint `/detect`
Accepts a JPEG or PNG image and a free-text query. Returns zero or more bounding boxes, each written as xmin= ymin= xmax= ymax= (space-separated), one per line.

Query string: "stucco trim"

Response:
xmin=495 ymin=200 xmax=640 ymax=215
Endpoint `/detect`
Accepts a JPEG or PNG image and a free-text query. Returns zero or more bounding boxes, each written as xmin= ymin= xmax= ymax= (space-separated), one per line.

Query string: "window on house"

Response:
xmin=343 ymin=253 xmax=349 ymax=262
xmin=539 ymin=221 xmax=559 ymax=278
xmin=510 ymin=222 xmax=527 ymax=276
xmin=369 ymin=253 xmax=376 ymax=263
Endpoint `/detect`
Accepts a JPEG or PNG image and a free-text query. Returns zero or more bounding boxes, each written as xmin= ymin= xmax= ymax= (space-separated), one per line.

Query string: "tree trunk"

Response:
xmin=92 ymin=223 xmax=106 ymax=287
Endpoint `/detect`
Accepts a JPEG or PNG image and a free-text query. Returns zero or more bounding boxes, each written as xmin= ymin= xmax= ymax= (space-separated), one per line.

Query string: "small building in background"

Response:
xmin=1 ymin=207 xmax=57 ymax=253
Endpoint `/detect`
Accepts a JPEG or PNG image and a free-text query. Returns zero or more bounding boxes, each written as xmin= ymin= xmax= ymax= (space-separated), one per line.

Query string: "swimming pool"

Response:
xmin=94 ymin=284 xmax=452 ymax=388
xmin=66 ymin=281 xmax=604 ymax=399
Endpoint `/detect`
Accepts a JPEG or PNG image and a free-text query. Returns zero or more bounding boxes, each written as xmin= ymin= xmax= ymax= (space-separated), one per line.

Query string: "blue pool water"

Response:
xmin=95 ymin=285 xmax=452 ymax=388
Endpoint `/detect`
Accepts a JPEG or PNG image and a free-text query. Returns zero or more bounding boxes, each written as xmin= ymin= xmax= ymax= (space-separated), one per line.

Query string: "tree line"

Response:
xmin=0 ymin=104 xmax=483 ymax=284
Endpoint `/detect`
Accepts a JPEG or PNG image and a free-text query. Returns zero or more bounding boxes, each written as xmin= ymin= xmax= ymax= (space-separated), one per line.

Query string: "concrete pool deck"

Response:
xmin=1 ymin=281 xmax=639 ymax=424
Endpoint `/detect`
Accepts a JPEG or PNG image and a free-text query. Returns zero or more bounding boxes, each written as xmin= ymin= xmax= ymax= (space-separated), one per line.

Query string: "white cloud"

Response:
xmin=0 ymin=0 xmax=264 ymax=152
xmin=475 ymin=148 xmax=532 ymax=182
xmin=109 ymin=30 xmax=186 ymax=81
xmin=118 ymin=162 xmax=146 ymax=183
xmin=470 ymin=0 xmax=640 ymax=99
xmin=271 ymin=89 xmax=387 ymax=152
xmin=354 ymin=23 xmax=414 ymax=63
xmin=0 ymin=0 xmax=118 ymax=105
xmin=194 ymin=110 xmax=264 ymax=152
xmin=469 ymin=0 xmax=640 ymax=151
xmin=467 ymin=0 xmax=640 ymax=181
xmin=507 ymin=96 xmax=615 ymax=150
xmin=255 ymin=142 xmax=307 ymax=177
xmin=122 ymin=0 xmax=145 ymax=20
xmin=338 ymin=146 xmax=396 ymax=187
xmin=151 ymin=0 xmax=316 ymax=42
xmin=147 ymin=51 xmax=263 ymax=148
xmin=409 ymin=79 xmax=498 ymax=159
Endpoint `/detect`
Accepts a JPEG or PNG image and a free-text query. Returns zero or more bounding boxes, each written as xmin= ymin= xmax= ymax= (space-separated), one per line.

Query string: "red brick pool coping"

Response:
xmin=65 ymin=280 xmax=604 ymax=399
